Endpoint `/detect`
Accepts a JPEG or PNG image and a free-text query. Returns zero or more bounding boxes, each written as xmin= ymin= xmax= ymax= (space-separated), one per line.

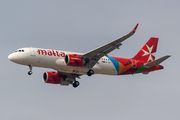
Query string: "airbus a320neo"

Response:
xmin=8 ymin=24 xmax=170 ymax=88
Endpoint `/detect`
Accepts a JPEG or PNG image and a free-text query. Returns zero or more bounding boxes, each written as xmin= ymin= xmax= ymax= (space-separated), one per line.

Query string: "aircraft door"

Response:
xmin=30 ymin=48 xmax=36 ymax=57
xmin=29 ymin=48 xmax=41 ymax=64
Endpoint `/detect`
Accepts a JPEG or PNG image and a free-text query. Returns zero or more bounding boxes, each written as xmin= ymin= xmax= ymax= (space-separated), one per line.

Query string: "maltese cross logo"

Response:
xmin=142 ymin=45 xmax=156 ymax=62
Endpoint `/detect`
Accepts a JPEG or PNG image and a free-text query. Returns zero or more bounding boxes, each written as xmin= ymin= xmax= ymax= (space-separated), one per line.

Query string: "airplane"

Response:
xmin=8 ymin=24 xmax=170 ymax=88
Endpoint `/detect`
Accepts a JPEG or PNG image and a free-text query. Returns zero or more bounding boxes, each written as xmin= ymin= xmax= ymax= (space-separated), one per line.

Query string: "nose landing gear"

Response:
xmin=28 ymin=65 xmax=33 ymax=75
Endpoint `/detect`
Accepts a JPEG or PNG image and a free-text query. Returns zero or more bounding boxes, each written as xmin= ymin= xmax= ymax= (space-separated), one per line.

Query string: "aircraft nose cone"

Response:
xmin=8 ymin=54 xmax=13 ymax=61
xmin=8 ymin=53 xmax=17 ymax=62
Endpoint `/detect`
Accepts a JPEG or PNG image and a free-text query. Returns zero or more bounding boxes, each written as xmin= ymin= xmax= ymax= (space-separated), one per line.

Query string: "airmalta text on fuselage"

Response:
xmin=38 ymin=49 xmax=65 ymax=57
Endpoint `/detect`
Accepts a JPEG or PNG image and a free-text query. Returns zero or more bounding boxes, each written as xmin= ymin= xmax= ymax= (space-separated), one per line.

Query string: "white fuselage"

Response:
xmin=8 ymin=47 xmax=119 ymax=75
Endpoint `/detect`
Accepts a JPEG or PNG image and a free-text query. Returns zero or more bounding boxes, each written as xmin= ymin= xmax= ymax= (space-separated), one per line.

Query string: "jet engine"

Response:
xmin=65 ymin=54 xmax=86 ymax=67
xmin=42 ymin=72 xmax=62 ymax=84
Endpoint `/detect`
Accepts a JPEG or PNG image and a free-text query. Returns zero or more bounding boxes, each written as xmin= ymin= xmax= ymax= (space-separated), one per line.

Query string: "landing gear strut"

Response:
xmin=72 ymin=81 xmax=80 ymax=88
xmin=28 ymin=65 xmax=33 ymax=75
xmin=87 ymin=69 xmax=94 ymax=76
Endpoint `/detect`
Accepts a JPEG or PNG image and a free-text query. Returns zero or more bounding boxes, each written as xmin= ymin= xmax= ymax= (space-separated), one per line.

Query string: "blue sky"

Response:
xmin=1 ymin=0 xmax=179 ymax=120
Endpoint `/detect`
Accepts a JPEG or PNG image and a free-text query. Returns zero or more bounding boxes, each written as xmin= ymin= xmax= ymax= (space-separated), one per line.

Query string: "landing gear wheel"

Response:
xmin=73 ymin=81 xmax=80 ymax=88
xmin=28 ymin=71 xmax=33 ymax=75
xmin=87 ymin=69 xmax=94 ymax=76
xmin=28 ymin=65 xmax=33 ymax=75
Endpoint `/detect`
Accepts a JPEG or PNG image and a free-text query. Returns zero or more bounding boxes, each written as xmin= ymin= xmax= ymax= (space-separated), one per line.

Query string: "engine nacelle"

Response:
xmin=65 ymin=54 xmax=86 ymax=67
xmin=42 ymin=72 xmax=62 ymax=84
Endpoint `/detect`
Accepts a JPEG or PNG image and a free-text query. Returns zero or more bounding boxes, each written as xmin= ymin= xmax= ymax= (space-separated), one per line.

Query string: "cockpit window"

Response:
xmin=15 ymin=49 xmax=25 ymax=52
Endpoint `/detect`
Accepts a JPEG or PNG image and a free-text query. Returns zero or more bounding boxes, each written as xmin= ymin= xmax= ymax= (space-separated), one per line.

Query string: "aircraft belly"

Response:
xmin=25 ymin=55 xmax=119 ymax=75
xmin=54 ymin=59 xmax=118 ymax=75
xmin=55 ymin=59 xmax=113 ymax=75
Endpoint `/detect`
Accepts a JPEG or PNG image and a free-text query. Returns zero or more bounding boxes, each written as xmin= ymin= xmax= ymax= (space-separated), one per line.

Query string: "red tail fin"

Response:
xmin=132 ymin=37 xmax=158 ymax=63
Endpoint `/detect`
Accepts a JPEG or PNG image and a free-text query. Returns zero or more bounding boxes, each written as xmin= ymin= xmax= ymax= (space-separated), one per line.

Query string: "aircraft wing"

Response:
xmin=83 ymin=24 xmax=139 ymax=68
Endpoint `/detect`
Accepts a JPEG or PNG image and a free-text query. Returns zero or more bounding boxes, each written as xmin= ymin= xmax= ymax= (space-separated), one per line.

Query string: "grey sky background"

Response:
xmin=0 ymin=0 xmax=179 ymax=120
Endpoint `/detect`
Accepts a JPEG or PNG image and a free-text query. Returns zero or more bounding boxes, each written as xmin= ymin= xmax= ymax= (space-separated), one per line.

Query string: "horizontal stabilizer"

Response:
xmin=144 ymin=55 xmax=171 ymax=68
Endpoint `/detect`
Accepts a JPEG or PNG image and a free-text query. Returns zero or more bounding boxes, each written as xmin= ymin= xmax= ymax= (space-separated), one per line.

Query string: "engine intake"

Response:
xmin=65 ymin=54 xmax=86 ymax=67
xmin=43 ymin=72 xmax=62 ymax=84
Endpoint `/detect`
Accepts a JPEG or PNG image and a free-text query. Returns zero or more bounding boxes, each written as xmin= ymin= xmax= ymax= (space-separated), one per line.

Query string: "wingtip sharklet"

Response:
xmin=132 ymin=23 xmax=139 ymax=33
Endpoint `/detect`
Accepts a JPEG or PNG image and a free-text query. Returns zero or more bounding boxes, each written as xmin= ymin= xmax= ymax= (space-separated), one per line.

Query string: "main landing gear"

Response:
xmin=72 ymin=69 xmax=94 ymax=88
xmin=72 ymin=81 xmax=80 ymax=88
xmin=87 ymin=69 xmax=94 ymax=76
xmin=28 ymin=65 xmax=33 ymax=75
xmin=62 ymin=75 xmax=80 ymax=88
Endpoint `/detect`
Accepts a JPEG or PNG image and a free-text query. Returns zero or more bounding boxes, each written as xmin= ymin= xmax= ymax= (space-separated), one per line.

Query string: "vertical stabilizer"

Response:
xmin=132 ymin=37 xmax=158 ymax=63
